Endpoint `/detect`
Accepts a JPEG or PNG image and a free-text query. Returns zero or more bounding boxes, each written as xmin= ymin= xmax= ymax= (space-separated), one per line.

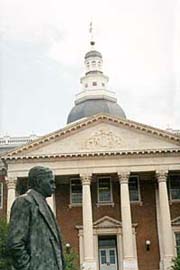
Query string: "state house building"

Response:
xmin=0 ymin=38 xmax=180 ymax=270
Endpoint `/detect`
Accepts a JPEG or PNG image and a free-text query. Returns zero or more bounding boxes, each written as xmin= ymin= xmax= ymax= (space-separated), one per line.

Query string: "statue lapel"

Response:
xmin=29 ymin=189 xmax=59 ymax=243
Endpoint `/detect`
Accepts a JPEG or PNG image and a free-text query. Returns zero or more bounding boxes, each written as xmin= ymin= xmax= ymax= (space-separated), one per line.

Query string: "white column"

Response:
xmin=118 ymin=172 xmax=138 ymax=270
xmin=81 ymin=174 xmax=96 ymax=270
xmin=156 ymin=171 xmax=174 ymax=270
xmin=46 ymin=194 xmax=56 ymax=216
xmin=79 ymin=230 xmax=84 ymax=266
xmin=6 ymin=176 xmax=17 ymax=221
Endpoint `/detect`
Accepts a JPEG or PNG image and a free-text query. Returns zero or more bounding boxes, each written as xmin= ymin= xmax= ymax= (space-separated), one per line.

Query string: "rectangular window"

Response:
xmin=129 ymin=176 xmax=140 ymax=202
xmin=100 ymin=250 xmax=106 ymax=264
xmin=169 ymin=175 xmax=180 ymax=200
xmin=0 ymin=183 xmax=3 ymax=209
xmin=98 ymin=177 xmax=112 ymax=203
xmin=175 ymin=233 xmax=180 ymax=255
xmin=70 ymin=179 xmax=82 ymax=204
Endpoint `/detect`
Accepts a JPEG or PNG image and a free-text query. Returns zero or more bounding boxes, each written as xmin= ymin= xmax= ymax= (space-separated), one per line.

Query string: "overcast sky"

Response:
xmin=0 ymin=0 xmax=180 ymax=136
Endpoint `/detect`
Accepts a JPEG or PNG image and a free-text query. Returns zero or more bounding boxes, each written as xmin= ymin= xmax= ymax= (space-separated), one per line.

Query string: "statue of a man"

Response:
xmin=7 ymin=166 xmax=65 ymax=270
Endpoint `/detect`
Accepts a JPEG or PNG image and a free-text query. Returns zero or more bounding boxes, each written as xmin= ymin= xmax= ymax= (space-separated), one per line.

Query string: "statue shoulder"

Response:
xmin=12 ymin=191 xmax=34 ymax=209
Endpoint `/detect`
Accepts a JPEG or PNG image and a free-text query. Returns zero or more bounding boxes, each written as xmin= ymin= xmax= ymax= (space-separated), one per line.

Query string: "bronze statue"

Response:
xmin=7 ymin=166 xmax=65 ymax=270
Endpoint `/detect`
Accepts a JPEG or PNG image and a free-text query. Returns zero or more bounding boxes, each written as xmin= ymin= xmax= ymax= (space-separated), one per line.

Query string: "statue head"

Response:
xmin=28 ymin=166 xmax=56 ymax=198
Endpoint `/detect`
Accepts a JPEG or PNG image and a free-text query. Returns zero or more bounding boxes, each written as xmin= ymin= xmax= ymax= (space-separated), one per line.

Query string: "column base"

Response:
xmin=123 ymin=258 xmax=138 ymax=270
xmin=81 ymin=261 xmax=97 ymax=270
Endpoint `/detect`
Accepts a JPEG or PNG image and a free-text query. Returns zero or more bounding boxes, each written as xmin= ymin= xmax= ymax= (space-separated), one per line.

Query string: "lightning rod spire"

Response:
xmin=89 ymin=21 xmax=95 ymax=47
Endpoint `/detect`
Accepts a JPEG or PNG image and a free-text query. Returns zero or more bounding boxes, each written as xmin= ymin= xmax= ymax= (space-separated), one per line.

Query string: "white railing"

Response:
xmin=166 ymin=128 xmax=180 ymax=136
xmin=0 ymin=135 xmax=38 ymax=146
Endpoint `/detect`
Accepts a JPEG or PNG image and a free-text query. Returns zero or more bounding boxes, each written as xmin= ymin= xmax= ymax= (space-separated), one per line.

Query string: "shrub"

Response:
xmin=171 ymin=255 xmax=180 ymax=270
xmin=0 ymin=218 xmax=11 ymax=270
xmin=64 ymin=245 xmax=79 ymax=270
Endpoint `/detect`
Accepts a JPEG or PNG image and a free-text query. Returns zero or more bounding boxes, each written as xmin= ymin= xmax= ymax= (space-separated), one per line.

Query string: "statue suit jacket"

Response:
xmin=7 ymin=189 xmax=65 ymax=270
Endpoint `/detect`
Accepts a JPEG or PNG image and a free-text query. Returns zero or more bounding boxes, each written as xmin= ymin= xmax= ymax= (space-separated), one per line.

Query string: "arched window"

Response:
xmin=98 ymin=61 xmax=101 ymax=67
xmin=92 ymin=61 xmax=96 ymax=67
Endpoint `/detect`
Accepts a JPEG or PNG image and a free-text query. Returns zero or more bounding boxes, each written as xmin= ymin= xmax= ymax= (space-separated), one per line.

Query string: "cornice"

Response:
xmin=1 ymin=113 xmax=180 ymax=158
xmin=2 ymin=148 xmax=180 ymax=161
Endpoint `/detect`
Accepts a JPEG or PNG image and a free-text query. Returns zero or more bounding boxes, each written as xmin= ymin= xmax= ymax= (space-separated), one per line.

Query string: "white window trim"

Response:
xmin=168 ymin=174 xmax=180 ymax=203
xmin=172 ymin=227 xmax=180 ymax=256
xmin=77 ymin=223 xmax=138 ymax=270
xmin=97 ymin=176 xmax=113 ymax=205
xmin=0 ymin=182 xmax=3 ymax=209
xmin=129 ymin=175 xmax=141 ymax=204
xmin=69 ymin=178 xmax=82 ymax=208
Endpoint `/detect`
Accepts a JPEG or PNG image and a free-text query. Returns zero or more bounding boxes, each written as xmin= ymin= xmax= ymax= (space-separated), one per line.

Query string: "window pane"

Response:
xmin=169 ymin=175 xmax=180 ymax=200
xmin=71 ymin=180 xmax=82 ymax=204
xmin=176 ymin=233 xmax=180 ymax=255
xmin=109 ymin=250 xmax=115 ymax=264
xmin=98 ymin=178 xmax=111 ymax=202
xmin=129 ymin=177 xmax=139 ymax=201
xmin=72 ymin=185 xmax=82 ymax=193
xmin=100 ymin=250 xmax=106 ymax=264
xmin=99 ymin=191 xmax=111 ymax=202
xmin=71 ymin=193 xmax=82 ymax=203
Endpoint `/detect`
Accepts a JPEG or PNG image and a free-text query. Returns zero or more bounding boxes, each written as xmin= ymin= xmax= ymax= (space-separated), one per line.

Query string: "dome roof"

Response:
xmin=67 ymin=99 xmax=126 ymax=124
xmin=85 ymin=50 xmax=102 ymax=59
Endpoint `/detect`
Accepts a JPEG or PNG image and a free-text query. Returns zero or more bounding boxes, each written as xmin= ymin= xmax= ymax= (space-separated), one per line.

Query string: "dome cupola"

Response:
xmin=67 ymin=24 xmax=126 ymax=124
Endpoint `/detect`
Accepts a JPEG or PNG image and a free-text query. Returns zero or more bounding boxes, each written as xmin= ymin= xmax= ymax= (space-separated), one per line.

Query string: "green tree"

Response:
xmin=0 ymin=219 xmax=79 ymax=270
xmin=64 ymin=245 xmax=79 ymax=270
xmin=171 ymin=255 xmax=180 ymax=270
xmin=0 ymin=218 xmax=11 ymax=270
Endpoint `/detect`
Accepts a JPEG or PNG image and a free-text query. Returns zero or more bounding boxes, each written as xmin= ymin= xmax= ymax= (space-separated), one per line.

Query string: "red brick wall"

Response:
xmin=55 ymin=183 xmax=82 ymax=255
xmin=131 ymin=175 xmax=160 ymax=270
xmin=55 ymin=174 xmax=160 ymax=270
xmin=92 ymin=175 xmax=121 ymax=221
xmin=0 ymin=175 xmax=7 ymax=219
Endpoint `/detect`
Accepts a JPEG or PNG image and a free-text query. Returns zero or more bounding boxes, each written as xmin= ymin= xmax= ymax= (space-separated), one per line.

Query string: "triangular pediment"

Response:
xmin=76 ymin=215 xmax=137 ymax=230
xmin=2 ymin=114 xmax=180 ymax=159
xmin=93 ymin=216 xmax=122 ymax=228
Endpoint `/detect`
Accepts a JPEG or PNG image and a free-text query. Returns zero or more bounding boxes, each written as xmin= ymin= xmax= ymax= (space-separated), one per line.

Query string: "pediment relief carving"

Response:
xmin=172 ymin=216 xmax=180 ymax=226
xmin=81 ymin=128 xmax=126 ymax=150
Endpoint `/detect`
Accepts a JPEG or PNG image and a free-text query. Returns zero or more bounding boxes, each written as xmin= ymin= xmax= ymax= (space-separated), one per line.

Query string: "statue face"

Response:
xmin=39 ymin=171 xmax=56 ymax=198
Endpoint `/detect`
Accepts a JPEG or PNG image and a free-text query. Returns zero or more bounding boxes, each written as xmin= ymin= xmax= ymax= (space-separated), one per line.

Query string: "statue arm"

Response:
xmin=7 ymin=196 xmax=31 ymax=270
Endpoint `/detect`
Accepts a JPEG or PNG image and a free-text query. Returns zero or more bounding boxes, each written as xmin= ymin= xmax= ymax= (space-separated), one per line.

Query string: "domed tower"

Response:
xmin=67 ymin=25 xmax=126 ymax=124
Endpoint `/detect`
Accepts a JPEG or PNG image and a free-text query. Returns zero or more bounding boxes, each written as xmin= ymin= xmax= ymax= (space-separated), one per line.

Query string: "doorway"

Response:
xmin=98 ymin=236 xmax=118 ymax=270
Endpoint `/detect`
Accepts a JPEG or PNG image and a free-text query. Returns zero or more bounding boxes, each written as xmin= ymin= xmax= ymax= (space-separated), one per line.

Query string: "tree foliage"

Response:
xmin=64 ymin=245 xmax=79 ymax=270
xmin=171 ymin=255 xmax=180 ymax=270
xmin=0 ymin=218 xmax=11 ymax=270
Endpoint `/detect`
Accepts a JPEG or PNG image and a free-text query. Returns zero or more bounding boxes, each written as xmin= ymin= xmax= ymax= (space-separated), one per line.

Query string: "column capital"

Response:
xmin=6 ymin=176 xmax=17 ymax=189
xmin=156 ymin=170 xmax=168 ymax=183
xmin=80 ymin=174 xmax=92 ymax=185
xmin=118 ymin=171 xmax=130 ymax=184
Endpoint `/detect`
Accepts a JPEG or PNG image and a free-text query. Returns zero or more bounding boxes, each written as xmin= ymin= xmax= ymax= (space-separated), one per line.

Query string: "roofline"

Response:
xmin=1 ymin=113 xmax=180 ymax=158
xmin=2 ymin=148 xmax=180 ymax=161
